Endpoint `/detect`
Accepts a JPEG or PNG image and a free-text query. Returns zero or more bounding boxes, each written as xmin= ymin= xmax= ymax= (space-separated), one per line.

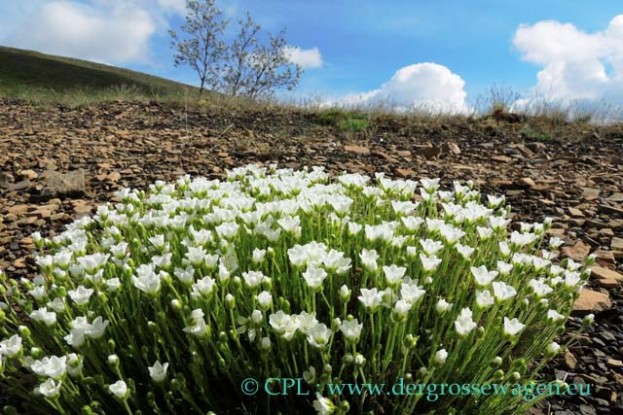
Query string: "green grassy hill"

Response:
xmin=0 ymin=46 xmax=199 ymax=103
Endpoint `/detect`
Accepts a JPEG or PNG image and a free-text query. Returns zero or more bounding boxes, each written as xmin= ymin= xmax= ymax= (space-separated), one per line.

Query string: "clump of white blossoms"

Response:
xmin=0 ymin=165 xmax=593 ymax=415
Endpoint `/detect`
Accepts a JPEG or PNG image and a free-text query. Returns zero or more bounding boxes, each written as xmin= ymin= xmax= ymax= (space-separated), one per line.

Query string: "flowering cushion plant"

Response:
xmin=0 ymin=165 xmax=594 ymax=414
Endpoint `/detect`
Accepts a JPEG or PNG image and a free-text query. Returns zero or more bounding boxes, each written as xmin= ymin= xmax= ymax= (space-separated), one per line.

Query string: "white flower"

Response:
xmin=30 ymin=307 xmax=57 ymax=327
xmin=549 ymin=237 xmax=564 ymax=249
xmin=242 ymin=270 xmax=266 ymax=289
xmin=477 ymin=226 xmax=493 ymax=240
xmin=400 ymin=281 xmax=426 ymax=304
xmin=67 ymin=353 xmax=83 ymax=377
xmin=215 ymin=222 xmax=239 ymax=240
xmin=471 ymin=265 xmax=498 ymax=287
xmin=490 ymin=216 xmax=510 ymax=230
xmin=358 ymin=288 xmax=384 ymax=311
xmin=29 ymin=286 xmax=48 ymax=301
xmin=183 ymin=309 xmax=207 ymax=337
xmin=85 ymin=317 xmax=109 ymax=339
xmin=174 ymin=266 xmax=195 ymax=285
xmin=105 ymin=278 xmax=122 ymax=292
xmin=192 ymin=276 xmax=216 ymax=297
xmin=261 ymin=336 xmax=271 ymax=350
xmin=109 ymin=380 xmax=129 ymax=399
xmin=419 ymin=254 xmax=442 ymax=272
xmin=68 ymin=286 xmax=94 ymax=306
xmin=185 ymin=246 xmax=207 ymax=266
xmin=475 ymin=290 xmax=495 ymax=308
xmin=313 ymin=393 xmax=336 ymax=415
xmin=499 ymin=241 xmax=511 ymax=256
xmin=383 ymin=264 xmax=406 ymax=285
xmin=148 ymin=361 xmax=169 ymax=383
xmin=454 ymin=308 xmax=477 ymax=336
xmin=546 ymin=341 xmax=561 ymax=356
xmin=487 ymin=195 xmax=505 ymax=208
xmin=420 ymin=239 xmax=444 ymax=255
xmin=401 ymin=216 xmax=424 ymax=232
xmin=456 ymin=244 xmax=475 ymax=259
xmin=393 ymin=299 xmax=412 ymax=318
xmin=564 ymin=271 xmax=582 ymax=287
xmin=348 ymin=222 xmax=362 ymax=235
xmin=37 ymin=378 xmax=62 ymax=399
xmin=503 ymin=317 xmax=525 ymax=337
xmin=132 ymin=270 xmax=161 ymax=295
xmin=434 ymin=348 xmax=448 ymax=364
xmin=278 ymin=216 xmax=301 ymax=235
xmin=547 ymin=309 xmax=565 ymax=322
xmin=77 ymin=253 xmax=109 ymax=274
xmin=31 ymin=356 xmax=67 ymax=380
xmin=257 ymin=291 xmax=273 ymax=309
xmin=497 ymin=261 xmax=513 ymax=275
xmin=528 ymin=278 xmax=553 ymax=298
xmin=436 ymin=298 xmax=453 ymax=313
xmin=492 ymin=281 xmax=517 ymax=301
xmin=296 ymin=311 xmax=319 ymax=334
xmin=323 ymin=250 xmax=351 ymax=274
xmin=307 ymin=323 xmax=332 ymax=349
xmin=439 ymin=224 xmax=465 ymax=244
xmin=252 ymin=248 xmax=266 ymax=264
xmin=420 ymin=178 xmax=440 ymax=193
xmin=510 ymin=231 xmax=538 ymax=247
xmin=302 ymin=266 xmax=328 ymax=289
xmin=269 ymin=311 xmax=298 ymax=336
xmin=360 ymin=249 xmax=379 ymax=272
xmin=340 ymin=319 xmax=363 ymax=342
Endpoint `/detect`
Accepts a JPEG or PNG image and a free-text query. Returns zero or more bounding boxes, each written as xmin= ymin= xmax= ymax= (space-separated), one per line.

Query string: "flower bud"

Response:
xmin=416 ymin=366 xmax=427 ymax=379
xmin=354 ymin=354 xmax=366 ymax=367
xmin=583 ymin=314 xmax=595 ymax=325
xmin=490 ymin=356 xmax=502 ymax=367
xmin=545 ymin=341 xmax=561 ymax=357
xmin=18 ymin=326 xmax=31 ymax=339
xmin=225 ymin=294 xmax=236 ymax=309
xmin=342 ymin=354 xmax=354 ymax=365
xmin=493 ymin=370 xmax=504 ymax=380
xmin=261 ymin=336 xmax=271 ymax=350
xmin=108 ymin=354 xmax=119 ymax=368
xmin=30 ymin=347 xmax=44 ymax=359
xmin=171 ymin=299 xmax=182 ymax=310
xmin=339 ymin=285 xmax=352 ymax=302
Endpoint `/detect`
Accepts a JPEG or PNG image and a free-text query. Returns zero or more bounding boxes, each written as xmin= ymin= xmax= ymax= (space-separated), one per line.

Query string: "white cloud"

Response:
xmin=338 ymin=63 xmax=469 ymax=114
xmin=0 ymin=0 xmax=184 ymax=65
xmin=155 ymin=0 xmax=187 ymax=15
xmin=513 ymin=15 xmax=623 ymax=104
xmin=284 ymin=46 xmax=323 ymax=69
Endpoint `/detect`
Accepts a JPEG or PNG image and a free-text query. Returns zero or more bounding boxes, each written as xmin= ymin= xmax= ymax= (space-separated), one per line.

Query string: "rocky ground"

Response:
xmin=1 ymin=99 xmax=622 ymax=414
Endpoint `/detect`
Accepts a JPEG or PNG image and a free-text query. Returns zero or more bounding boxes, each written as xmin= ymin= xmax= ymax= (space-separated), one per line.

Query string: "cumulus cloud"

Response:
xmin=284 ymin=46 xmax=323 ymax=69
xmin=513 ymin=15 xmax=623 ymax=104
xmin=0 ymin=0 xmax=183 ymax=65
xmin=339 ymin=63 xmax=469 ymax=114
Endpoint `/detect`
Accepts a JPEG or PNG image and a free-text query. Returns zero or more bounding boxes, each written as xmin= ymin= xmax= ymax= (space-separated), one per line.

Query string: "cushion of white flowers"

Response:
xmin=0 ymin=164 xmax=593 ymax=415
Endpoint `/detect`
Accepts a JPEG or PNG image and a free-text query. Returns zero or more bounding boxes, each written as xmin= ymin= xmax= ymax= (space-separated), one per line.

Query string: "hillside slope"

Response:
xmin=0 ymin=46 xmax=197 ymax=100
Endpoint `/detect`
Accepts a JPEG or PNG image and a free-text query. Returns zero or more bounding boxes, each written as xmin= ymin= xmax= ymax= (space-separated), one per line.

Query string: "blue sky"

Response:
xmin=1 ymin=1 xmax=623 ymax=112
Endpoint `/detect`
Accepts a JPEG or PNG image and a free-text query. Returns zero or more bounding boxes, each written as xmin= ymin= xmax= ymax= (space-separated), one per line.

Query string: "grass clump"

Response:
xmin=519 ymin=126 xmax=551 ymax=142
xmin=316 ymin=109 xmax=369 ymax=132
xmin=0 ymin=165 xmax=593 ymax=414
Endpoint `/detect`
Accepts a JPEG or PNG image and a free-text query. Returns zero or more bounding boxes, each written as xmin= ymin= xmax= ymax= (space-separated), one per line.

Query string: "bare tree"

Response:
xmin=221 ymin=12 xmax=302 ymax=99
xmin=170 ymin=3 xmax=302 ymax=98
xmin=168 ymin=0 xmax=227 ymax=94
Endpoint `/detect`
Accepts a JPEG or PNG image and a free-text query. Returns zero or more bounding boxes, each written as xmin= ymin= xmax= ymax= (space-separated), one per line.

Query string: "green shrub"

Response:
xmin=317 ymin=109 xmax=369 ymax=132
xmin=0 ymin=165 xmax=592 ymax=414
